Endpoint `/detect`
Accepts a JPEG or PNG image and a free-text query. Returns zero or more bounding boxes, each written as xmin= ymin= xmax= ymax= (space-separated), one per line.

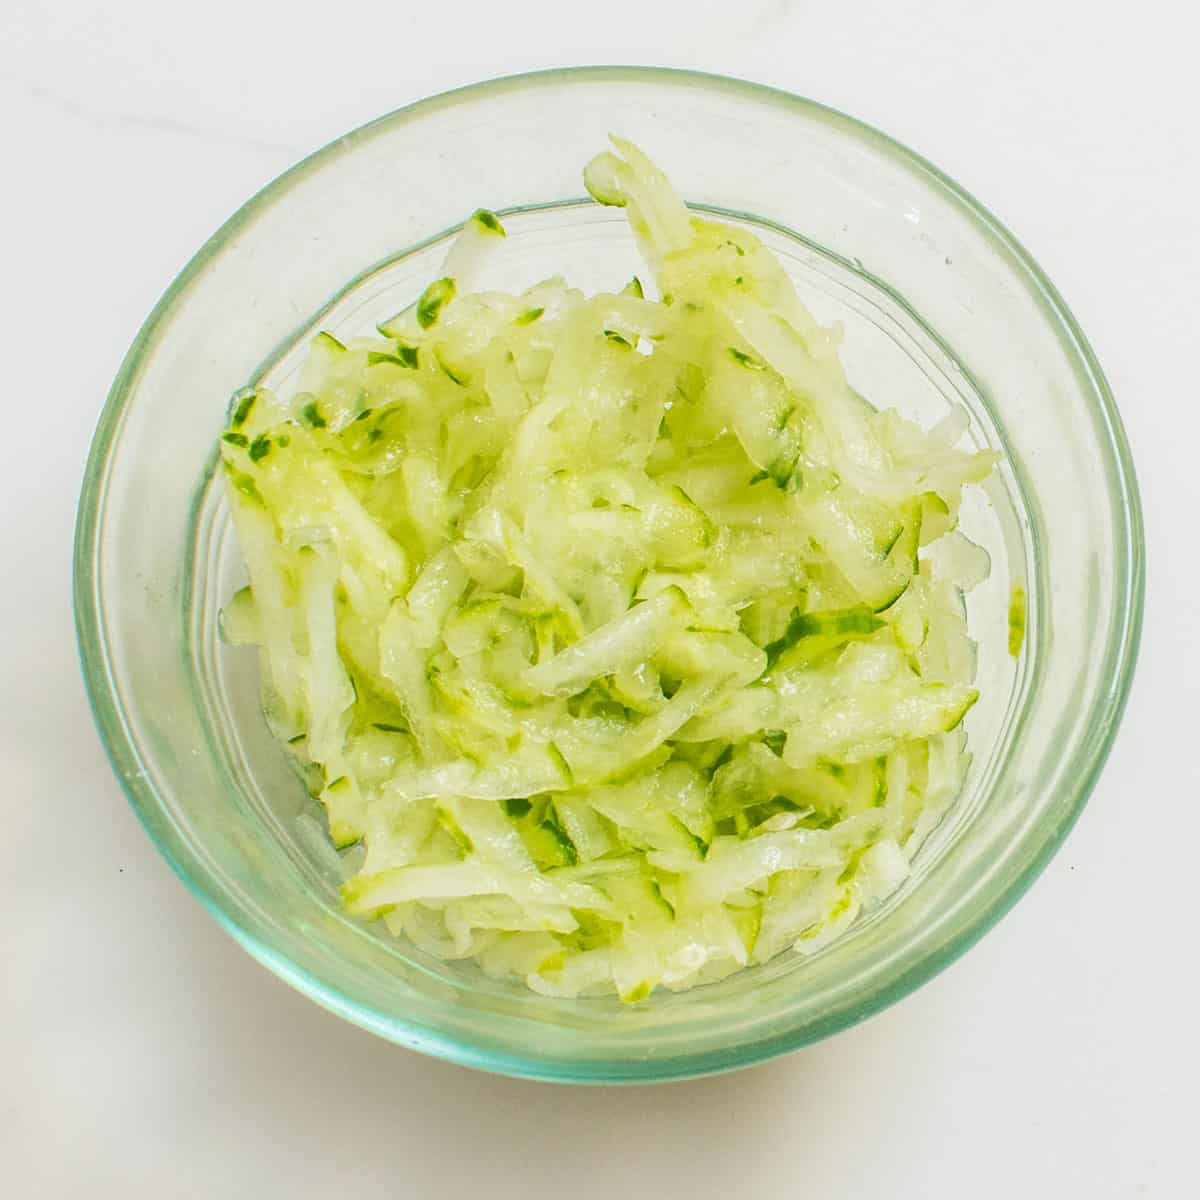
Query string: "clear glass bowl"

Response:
xmin=74 ymin=68 xmax=1143 ymax=1082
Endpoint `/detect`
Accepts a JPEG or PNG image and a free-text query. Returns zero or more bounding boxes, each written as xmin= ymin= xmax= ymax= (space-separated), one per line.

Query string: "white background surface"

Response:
xmin=2 ymin=2 xmax=1195 ymax=1195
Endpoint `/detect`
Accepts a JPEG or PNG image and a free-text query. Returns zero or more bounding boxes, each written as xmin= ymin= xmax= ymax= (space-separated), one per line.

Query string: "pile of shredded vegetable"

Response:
xmin=219 ymin=138 xmax=997 ymax=1000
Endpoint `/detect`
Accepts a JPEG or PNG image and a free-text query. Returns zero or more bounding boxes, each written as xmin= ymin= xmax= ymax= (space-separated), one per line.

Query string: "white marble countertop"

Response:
xmin=3 ymin=1 xmax=1194 ymax=1195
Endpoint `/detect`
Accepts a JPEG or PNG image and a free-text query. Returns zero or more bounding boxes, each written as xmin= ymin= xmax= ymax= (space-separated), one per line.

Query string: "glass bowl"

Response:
xmin=74 ymin=67 xmax=1143 ymax=1083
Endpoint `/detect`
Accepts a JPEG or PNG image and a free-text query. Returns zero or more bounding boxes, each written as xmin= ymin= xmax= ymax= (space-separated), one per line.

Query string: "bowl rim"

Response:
xmin=73 ymin=65 xmax=1145 ymax=1083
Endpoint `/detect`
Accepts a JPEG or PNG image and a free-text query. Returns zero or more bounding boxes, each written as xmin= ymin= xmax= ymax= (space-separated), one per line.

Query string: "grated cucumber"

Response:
xmin=218 ymin=139 xmax=998 ymax=1000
